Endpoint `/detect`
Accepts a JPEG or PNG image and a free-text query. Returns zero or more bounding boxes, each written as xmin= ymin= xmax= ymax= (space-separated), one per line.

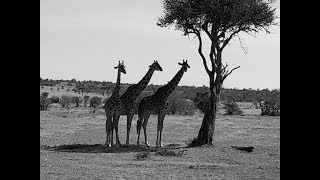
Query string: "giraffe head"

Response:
xmin=149 ymin=60 xmax=163 ymax=71
xmin=114 ymin=61 xmax=126 ymax=74
xmin=178 ymin=59 xmax=190 ymax=72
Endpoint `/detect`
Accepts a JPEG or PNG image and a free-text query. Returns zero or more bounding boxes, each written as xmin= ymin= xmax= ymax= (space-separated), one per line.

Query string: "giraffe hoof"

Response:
xmin=145 ymin=142 xmax=150 ymax=148
xmin=156 ymin=144 xmax=163 ymax=148
xmin=104 ymin=144 xmax=111 ymax=148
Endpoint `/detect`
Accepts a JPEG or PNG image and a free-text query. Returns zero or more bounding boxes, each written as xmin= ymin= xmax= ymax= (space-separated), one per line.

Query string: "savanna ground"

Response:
xmin=40 ymin=99 xmax=279 ymax=180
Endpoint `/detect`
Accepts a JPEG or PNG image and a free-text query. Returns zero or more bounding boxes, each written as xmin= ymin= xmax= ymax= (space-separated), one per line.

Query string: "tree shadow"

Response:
xmin=40 ymin=143 xmax=186 ymax=154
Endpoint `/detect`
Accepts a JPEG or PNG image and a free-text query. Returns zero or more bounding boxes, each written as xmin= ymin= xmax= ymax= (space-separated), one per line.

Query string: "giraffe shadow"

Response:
xmin=41 ymin=143 xmax=185 ymax=154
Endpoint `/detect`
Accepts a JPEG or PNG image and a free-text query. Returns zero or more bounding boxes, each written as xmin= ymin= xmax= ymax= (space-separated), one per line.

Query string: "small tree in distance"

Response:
xmin=157 ymin=0 xmax=278 ymax=146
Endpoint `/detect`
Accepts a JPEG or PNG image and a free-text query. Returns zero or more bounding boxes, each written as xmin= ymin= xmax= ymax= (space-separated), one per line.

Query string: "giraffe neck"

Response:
xmin=135 ymin=68 xmax=155 ymax=93
xmin=112 ymin=69 xmax=121 ymax=96
xmin=156 ymin=68 xmax=185 ymax=99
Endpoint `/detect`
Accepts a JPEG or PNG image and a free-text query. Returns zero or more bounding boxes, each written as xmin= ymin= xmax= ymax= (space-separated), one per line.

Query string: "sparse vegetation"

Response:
xmin=59 ymin=95 xmax=72 ymax=108
xmin=167 ymin=94 xmax=196 ymax=115
xmin=40 ymin=96 xmax=52 ymax=111
xmin=224 ymin=101 xmax=243 ymax=115
xmin=71 ymin=96 xmax=82 ymax=107
xmin=41 ymin=92 xmax=49 ymax=98
xmin=50 ymin=96 xmax=60 ymax=103
xmin=134 ymin=152 xmax=151 ymax=160
xmin=260 ymin=100 xmax=280 ymax=116
xmin=192 ymin=92 xmax=210 ymax=114
xmin=89 ymin=96 xmax=102 ymax=108
xmin=40 ymin=93 xmax=52 ymax=111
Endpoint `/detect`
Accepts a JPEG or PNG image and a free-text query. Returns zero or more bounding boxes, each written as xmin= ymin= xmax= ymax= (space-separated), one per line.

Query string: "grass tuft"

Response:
xmin=134 ymin=152 xmax=151 ymax=160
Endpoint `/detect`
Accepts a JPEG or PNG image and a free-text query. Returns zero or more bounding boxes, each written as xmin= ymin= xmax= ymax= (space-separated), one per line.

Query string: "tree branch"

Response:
xmin=194 ymin=29 xmax=211 ymax=75
xmin=221 ymin=28 xmax=242 ymax=50
xmin=222 ymin=65 xmax=240 ymax=81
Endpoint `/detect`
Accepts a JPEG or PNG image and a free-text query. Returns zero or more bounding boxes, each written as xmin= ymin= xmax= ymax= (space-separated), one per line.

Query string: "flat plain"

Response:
xmin=40 ymin=100 xmax=280 ymax=180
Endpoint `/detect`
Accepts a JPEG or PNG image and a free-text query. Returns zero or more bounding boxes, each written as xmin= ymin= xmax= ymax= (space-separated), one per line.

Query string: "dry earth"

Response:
xmin=40 ymin=103 xmax=279 ymax=180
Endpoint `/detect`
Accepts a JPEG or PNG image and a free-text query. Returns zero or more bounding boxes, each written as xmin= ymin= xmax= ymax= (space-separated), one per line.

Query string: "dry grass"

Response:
xmin=40 ymin=87 xmax=279 ymax=179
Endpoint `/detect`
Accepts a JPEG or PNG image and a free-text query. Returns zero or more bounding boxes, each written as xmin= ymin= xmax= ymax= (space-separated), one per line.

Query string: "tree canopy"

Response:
xmin=158 ymin=0 xmax=277 ymax=49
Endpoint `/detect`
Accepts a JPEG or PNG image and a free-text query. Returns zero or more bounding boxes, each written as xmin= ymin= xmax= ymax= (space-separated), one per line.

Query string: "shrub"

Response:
xmin=41 ymin=92 xmax=49 ymax=98
xmin=71 ymin=96 xmax=82 ymax=107
xmin=167 ymin=94 xmax=196 ymax=115
xmin=59 ymin=95 xmax=72 ymax=108
xmin=134 ymin=152 xmax=151 ymax=160
xmin=89 ymin=96 xmax=102 ymax=108
xmin=260 ymin=100 xmax=280 ymax=116
xmin=40 ymin=96 xmax=52 ymax=111
xmin=224 ymin=101 xmax=243 ymax=115
xmin=50 ymin=96 xmax=59 ymax=103
xmin=192 ymin=92 xmax=210 ymax=113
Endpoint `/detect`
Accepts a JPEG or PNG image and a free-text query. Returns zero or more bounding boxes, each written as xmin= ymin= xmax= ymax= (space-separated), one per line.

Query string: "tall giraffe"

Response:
xmin=103 ymin=61 xmax=126 ymax=147
xmin=137 ymin=60 xmax=190 ymax=148
xmin=112 ymin=60 xmax=163 ymax=146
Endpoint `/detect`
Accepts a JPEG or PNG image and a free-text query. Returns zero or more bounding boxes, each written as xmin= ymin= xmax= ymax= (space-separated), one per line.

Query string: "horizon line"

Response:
xmin=40 ymin=76 xmax=280 ymax=90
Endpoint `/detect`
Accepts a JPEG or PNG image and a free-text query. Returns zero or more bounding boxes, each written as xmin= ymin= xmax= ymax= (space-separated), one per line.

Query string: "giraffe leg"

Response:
xmin=113 ymin=114 xmax=121 ymax=147
xmin=105 ymin=115 xmax=112 ymax=147
xmin=137 ymin=113 xmax=143 ymax=146
xmin=156 ymin=113 xmax=166 ymax=148
xmin=126 ymin=113 xmax=134 ymax=146
xmin=142 ymin=113 xmax=151 ymax=147
xmin=110 ymin=117 xmax=114 ymax=147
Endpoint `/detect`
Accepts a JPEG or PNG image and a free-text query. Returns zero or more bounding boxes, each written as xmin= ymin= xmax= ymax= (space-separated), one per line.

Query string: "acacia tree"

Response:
xmin=157 ymin=0 xmax=278 ymax=146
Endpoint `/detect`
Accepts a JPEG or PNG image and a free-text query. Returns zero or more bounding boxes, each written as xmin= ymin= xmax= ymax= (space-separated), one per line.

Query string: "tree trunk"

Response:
xmin=196 ymin=93 xmax=218 ymax=145
xmin=196 ymin=71 xmax=221 ymax=145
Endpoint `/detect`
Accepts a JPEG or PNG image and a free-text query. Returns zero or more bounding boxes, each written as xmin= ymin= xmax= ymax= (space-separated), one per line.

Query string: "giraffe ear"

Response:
xmin=114 ymin=66 xmax=117 ymax=69
xmin=178 ymin=62 xmax=183 ymax=65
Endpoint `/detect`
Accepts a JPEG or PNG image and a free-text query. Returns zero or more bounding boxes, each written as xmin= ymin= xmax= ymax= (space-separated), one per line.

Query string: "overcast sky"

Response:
xmin=40 ymin=0 xmax=280 ymax=90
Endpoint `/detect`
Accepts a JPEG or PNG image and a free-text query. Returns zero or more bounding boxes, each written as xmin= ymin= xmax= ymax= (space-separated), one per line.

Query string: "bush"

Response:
xmin=89 ymin=96 xmax=102 ymax=108
xmin=224 ymin=101 xmax=243 ymax=115
xmin=40 ymin=96 xmax=52 ymax=111
xmin=134 ymin=152 xmax=151 ymax=160
xmin=59 ymin=95 xmax=72 ymax=108
xmin=167 ymin=94 xmax=196 ymax=115
xmin=260 ymin=100 xmax=280 ymax=116
xmin=50 ymin=96 xmax=59 ymax=103
xmin=71 ymin=96 xmax=82 ymax=107
xmin=192 ymin=92 xmax=210 ymax=113
xmin=41 ymin=92 xmax=49 ymax=98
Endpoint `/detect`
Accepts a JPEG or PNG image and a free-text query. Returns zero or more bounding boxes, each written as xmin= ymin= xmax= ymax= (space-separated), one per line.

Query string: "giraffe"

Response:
xmin=137 ymin=60 xmax=190 ymax=148
xmin=103 ymin=61 xmax=126 ymax=147
xmin=112 ymin=60 xmax=163 ymax=146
